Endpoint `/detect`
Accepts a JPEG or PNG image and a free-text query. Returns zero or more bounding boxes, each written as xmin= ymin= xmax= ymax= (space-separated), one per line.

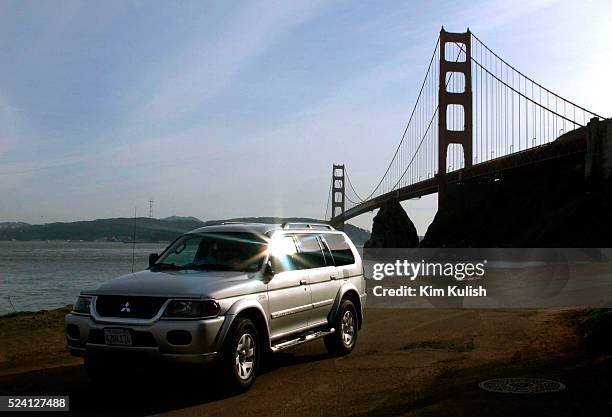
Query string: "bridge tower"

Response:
xmin=437 ymin=28 xmax=473 ymax=205
xmin=331 ymin=164 xmax=345 ymax=230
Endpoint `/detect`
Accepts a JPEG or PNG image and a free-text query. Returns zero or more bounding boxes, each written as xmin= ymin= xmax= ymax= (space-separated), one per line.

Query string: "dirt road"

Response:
xmin=1 ymin=308 xmax=611 ymax=417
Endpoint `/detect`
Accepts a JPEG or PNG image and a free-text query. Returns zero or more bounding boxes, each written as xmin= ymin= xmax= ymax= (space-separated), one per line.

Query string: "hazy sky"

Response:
xmin=0 ymin=0 xmax=610 ymax=234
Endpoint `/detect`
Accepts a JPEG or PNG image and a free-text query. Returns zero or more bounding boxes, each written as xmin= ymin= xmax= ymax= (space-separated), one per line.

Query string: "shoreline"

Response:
xmin=0 ymin=306 xmax=80 ymax=377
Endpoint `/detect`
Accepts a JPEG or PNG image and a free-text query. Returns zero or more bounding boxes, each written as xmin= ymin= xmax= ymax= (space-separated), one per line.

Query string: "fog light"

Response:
xmin=166 ymin=330 xmax=192 ymax=345
xmin=67 ymin=324 xmax=80 ymax=339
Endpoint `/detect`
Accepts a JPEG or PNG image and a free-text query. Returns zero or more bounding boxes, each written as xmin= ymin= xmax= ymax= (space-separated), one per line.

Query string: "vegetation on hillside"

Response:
xmin=0 ymin=216 xmax=370 ymax=245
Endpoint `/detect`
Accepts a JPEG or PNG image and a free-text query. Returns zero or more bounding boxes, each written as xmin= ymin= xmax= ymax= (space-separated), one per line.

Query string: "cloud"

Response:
xmin=462 ymin=0 xmax=560 ymax=34
xmin=122 ymin=0 xmax=328 ymax=134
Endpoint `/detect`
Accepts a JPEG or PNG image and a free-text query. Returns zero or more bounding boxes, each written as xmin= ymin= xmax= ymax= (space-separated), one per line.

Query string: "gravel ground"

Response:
xmin=1 ymin=308 xmax=611 ymax=417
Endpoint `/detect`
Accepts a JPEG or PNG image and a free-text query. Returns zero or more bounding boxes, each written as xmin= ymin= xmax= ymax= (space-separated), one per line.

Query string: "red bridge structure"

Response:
xmin=326 ymin=28 xmax=608 ymax=229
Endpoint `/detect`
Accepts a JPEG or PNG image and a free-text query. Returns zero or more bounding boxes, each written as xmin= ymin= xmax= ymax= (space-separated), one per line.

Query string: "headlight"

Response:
xmin=73 ymin=296 xmax=92 ymax=314
xmin=163 ymin=300 xmax=220 ymax=318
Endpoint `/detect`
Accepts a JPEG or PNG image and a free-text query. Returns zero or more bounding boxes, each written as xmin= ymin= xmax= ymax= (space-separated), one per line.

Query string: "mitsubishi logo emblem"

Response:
xmin=120 ymin=302 xmax=131 ymax=313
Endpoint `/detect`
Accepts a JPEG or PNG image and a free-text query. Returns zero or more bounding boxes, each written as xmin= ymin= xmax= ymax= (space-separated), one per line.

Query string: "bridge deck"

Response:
xmin=331 ymin=129 xmax=586 ymax=225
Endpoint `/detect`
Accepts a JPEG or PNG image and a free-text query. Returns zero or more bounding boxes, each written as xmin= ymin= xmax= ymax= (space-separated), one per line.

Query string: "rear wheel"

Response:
xmin=324 ymin=299 xmax=358 ymax=356
xmin=219 ymin=317 xmax=260 ymax=391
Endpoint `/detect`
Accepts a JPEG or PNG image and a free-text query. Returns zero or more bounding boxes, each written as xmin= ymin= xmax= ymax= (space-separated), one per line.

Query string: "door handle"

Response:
xmin=330 ymin=275 xmax=337 ymax=280
xmin=299 ymin=279 xmax=307 ymax=285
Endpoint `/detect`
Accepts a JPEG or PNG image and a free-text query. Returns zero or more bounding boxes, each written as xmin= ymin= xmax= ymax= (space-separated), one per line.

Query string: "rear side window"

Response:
xmin=323 ymin=234 xmax=355 ymax=266
xmin=294 ymin=234 xmax=326 ymax=269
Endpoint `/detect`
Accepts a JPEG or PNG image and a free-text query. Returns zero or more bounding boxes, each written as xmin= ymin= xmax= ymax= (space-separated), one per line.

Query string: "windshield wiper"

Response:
xmin=153 ymin=263 xmax=249 ymax=272
xmin=151 ymin=262 xmax=184 ymax=270
xmin=188 ymin=263 xmax=234 ymax=271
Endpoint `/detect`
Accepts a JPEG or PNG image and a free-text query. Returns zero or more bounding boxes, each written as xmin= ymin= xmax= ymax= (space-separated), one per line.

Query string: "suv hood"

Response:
xmin=84 ymin=269 xmax=266 ymax=299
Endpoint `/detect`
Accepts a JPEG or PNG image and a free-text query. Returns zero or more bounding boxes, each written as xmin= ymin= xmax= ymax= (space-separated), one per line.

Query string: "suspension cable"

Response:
xmin=391 ymin=43 xmax=466 ymax=189
xmin=356 ymin=36 xmax=441 ymax=202
xmin=345 ymin=193 xmax=361 ymax=206
xmin=391 ymin=107 xmax=438 ymax=189
xmin=471 ymin=55 xmax=587 ymax=127
xmin=451 ymin=40 xmax=593 ymax=128
xmin=324 ymin=174 xmax=332 ymax=220
xmin=344 ymin=169 xmax=365 ymax=202
xmin=470 ymin=33 xmax=604 ymax=119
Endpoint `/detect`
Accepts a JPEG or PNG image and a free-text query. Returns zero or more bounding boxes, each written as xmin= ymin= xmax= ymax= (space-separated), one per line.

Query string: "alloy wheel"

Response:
xmin=235 ymin=333 xmax=255 ymax=380
xmin=341 ymin=310 xmax=355 ymax=346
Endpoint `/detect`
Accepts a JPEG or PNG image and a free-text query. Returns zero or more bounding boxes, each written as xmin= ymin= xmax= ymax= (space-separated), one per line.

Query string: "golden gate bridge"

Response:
xmin=325 ymin=28 xmax=605 ymax=229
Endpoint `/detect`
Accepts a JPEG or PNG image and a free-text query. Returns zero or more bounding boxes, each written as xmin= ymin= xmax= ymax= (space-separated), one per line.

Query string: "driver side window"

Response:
xmin=270 ymin=236 xmax=299 ymax=272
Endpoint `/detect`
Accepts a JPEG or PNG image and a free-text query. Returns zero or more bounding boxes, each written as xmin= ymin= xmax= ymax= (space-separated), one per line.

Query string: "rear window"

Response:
xmin=323 ymin=234 xmax=355 ymax=266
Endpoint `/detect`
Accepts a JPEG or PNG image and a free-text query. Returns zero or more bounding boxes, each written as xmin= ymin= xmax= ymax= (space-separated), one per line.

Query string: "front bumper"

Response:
xmin=65 ymin=313 xmax=225 ymax=364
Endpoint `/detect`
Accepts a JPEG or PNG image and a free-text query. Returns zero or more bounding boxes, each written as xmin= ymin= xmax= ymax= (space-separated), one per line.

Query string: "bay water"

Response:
xmin=0 ymin=241 xmax=168 ymax=315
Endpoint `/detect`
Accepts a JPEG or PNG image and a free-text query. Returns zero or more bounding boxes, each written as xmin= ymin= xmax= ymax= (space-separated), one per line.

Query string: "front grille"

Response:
xmin=95 ymin=295 xmax=167 ymax=319
xmin=88 ymin=329 xmax=158 ymax=347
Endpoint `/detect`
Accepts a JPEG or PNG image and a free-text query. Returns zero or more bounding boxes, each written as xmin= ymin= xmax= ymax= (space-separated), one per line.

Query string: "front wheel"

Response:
xmin=219 ymin=317 xmax=260 ymax=392
xmin=324 ymin=299 xmax=358 ymax=356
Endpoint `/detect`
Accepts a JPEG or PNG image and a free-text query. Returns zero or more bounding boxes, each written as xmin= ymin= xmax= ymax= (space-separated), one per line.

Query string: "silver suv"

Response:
xmin=65 ymin=222 xmax=365 ymax=390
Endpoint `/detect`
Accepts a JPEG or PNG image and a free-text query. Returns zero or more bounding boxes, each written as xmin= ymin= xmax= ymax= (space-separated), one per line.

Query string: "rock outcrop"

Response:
xmin=364 ymin=200 xmax=419 ymax=248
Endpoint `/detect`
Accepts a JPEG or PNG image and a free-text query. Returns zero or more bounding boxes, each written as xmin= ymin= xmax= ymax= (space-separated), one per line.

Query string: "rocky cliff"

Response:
xmin=364 ymin=200 xmax=419 ymax=248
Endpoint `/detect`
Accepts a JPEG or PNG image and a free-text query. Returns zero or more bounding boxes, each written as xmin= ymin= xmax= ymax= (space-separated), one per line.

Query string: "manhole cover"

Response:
xmin=479 ymin=378 xmax=565 ymax=394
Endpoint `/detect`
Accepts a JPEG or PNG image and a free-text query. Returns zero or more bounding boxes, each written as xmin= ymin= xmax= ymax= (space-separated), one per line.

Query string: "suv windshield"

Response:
xmin=154 ymin=232 xmax=267 ymax=273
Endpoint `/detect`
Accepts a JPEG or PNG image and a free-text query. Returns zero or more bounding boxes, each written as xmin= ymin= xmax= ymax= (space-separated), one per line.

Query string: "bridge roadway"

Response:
xmin=330 ymin=127 xmax=587 ymax=226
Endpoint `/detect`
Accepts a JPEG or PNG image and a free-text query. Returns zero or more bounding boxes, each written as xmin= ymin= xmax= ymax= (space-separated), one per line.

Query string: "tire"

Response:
xmin=324 ymin=299 xmax=358 ymax=356
xmin=219 ymin=317 xmax=260 ymax=392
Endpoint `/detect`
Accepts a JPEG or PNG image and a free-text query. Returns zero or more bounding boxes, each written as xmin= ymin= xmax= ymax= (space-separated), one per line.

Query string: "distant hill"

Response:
xmin=0 ymin=218 xmax=204 ymax=243
xmin=161 ymin=216 xmax=202 ymax=222
xmin=0 ymin=216 xmax=370 ymax=245
xmin=0 ymin=222 xmax=31 ymax=230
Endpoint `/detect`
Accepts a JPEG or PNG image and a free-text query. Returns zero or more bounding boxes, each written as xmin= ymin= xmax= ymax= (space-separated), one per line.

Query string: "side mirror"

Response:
xmin=148 ymin=253 xmax=159 ymax=268
xmin=263 ymin=259 xmax=276 ymax=279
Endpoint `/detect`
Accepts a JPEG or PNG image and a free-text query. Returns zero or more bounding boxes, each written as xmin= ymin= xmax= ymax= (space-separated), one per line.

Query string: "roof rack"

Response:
xmin=221 ymin=221 xmax=247 ymax=225
xmin=281 ymin=222 xmax=335 ymax=230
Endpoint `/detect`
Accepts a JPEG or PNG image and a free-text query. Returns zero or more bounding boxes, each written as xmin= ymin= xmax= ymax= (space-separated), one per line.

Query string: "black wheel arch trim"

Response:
xmin=328 ymin=284 xmax=364 ymax=330
xmin=215 ymin=300 xmax=270 ymax=352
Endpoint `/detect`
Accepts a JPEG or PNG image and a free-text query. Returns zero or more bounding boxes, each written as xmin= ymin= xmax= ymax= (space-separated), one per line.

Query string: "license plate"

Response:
xmin=104 ymin=328 xmax=133 ymax=346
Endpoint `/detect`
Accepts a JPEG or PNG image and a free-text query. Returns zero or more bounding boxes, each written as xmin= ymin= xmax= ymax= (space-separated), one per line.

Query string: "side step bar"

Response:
xmin=271 ymin=328 xmax=335 ymax=353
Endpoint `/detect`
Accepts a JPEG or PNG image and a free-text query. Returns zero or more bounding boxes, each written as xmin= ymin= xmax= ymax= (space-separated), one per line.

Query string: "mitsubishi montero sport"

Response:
xmin=65 ymin=222 xmax=366 ymax=390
